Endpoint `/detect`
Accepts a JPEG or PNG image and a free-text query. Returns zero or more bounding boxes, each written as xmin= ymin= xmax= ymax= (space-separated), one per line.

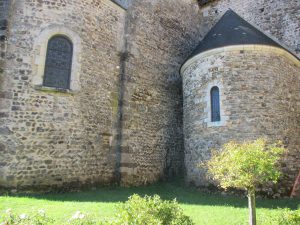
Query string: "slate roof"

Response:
xmin=111 ymin=0 xmax=129 ymax=9
xmin=185 ymin=9 xmax=299 ymax=62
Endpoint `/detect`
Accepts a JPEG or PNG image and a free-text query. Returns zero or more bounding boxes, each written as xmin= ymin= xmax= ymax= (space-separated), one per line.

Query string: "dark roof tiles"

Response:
xmin=185 ymin=9 xmax=298 ymax=62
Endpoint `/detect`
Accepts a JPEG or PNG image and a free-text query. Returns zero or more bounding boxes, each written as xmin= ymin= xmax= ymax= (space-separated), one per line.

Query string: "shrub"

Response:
xmin=111 ymin=194 xmax=194 ymax=225
xmin=0 ymin=209 xmax=100 ymax=225
xmin=0 ymin=209 xmax=54 ymax=225
xmin=67 ymin=211 xmax=101 ymax=225
xmin=277 ymin=208 xmax=300 ymax=225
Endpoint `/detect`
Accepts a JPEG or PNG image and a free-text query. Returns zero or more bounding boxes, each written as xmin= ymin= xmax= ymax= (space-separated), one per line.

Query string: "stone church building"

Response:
xmin=0 ymin=0 xmax=299 ymax=196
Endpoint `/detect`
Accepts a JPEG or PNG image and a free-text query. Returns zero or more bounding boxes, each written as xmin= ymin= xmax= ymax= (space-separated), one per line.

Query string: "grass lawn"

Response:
xmin=0 ymin=181 xmax=299 ymax=224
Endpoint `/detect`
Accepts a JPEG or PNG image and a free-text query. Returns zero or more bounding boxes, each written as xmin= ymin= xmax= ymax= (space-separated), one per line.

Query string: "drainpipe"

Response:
xmin=114 ymin=4 xmax=131 ymax=185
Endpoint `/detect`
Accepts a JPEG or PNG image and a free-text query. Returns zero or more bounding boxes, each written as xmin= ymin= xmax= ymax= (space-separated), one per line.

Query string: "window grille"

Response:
xmin=211 ymin=86 xmax=221 ymax=122
xmin=43 ymin=35 xmax=73 ymax=89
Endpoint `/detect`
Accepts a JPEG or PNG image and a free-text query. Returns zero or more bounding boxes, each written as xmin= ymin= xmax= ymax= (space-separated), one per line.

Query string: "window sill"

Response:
xmin=207 ymin=120 xmax=226 ymax=127
xmin=33 ymin=85 xmax=78 ymax=95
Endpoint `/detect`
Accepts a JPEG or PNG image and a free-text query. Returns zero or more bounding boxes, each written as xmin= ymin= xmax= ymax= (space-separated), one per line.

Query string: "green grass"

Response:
xmin=0 ymin=181 xmax=299 ymax=224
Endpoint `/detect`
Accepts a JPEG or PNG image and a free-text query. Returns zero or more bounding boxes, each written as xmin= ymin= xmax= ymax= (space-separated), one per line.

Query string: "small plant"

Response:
xmin=277 ymin=208 xmax=300 ymax=225
xmin=112 ymin=194 xmax=194 ymax=225
xmin=66 ymin=211 xmax=102 ymax=225
xmin=205 ymin=138 xmax=285 ymax=225
xmin=261 ymin=208 xmax=300 ymax=225
xmin=0 ymin=209 xmax=101 ymax=225
xmin=0 ymin=208 xmax=54 ymax=225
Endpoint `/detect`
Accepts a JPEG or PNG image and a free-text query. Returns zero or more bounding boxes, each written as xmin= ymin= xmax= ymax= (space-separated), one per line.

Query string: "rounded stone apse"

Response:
xmin=181 ymin=46 xmax=300 ymax=196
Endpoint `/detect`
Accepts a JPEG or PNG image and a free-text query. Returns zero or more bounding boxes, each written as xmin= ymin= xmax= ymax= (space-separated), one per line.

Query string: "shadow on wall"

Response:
xmin=4 ymin=180 xmax=299 ymax=210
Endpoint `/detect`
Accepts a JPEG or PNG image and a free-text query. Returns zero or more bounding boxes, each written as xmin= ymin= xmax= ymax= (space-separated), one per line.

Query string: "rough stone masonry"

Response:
xmin=0 ymin=0 xmax=299 ymax=196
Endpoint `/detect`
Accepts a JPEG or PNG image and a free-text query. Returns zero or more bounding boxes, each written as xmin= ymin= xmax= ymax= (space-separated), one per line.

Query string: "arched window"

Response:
xmin=43 ymin=35 xmax=73 ymax=89
xmin=210 ymin=86 xmax=220 ymax=122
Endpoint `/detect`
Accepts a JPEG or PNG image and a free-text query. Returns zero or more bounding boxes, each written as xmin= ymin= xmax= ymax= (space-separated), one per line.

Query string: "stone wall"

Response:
xmin=118 ymin=0 xmax=202 ymax=185
xmin=0 ymin=0 xmax=299 ymax=193
xmin=0 ymin=0 xmax=127 ymax=191
xmin=182 ymin=47 xmax=300 ymax=196
xmin=0 ymin=0 xmax=10 ymax=88
xmin=0 ymin=0 xmax=203 ymax=191
xmin=197 ymin=0 xmax=300 ymax=57
xmin=0 ymin=0 xmax=11 ymax=187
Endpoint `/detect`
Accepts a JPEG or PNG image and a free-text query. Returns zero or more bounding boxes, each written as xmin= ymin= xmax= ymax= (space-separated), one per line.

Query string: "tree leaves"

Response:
xmin=205 ymin=138 xmax=285 ymax=191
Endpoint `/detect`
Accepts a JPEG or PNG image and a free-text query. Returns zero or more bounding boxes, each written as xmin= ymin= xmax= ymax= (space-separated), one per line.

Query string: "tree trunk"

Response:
xmin=247 ymin=189 xmax=256 ymax=225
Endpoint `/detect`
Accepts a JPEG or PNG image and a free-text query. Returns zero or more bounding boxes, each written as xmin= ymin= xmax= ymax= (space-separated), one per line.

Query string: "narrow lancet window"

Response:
xmin=211 ymin=86 xmax=220 ymax=122
xmin=43 ymin=35 xmax=73 ymax=89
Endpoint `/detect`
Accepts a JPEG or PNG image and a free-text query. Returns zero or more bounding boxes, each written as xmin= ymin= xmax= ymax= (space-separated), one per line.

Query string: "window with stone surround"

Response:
xmin=33 ymin=25 xmax=81 ymax=92
xmin=43 ymin=35 xmax=73 ymax=89
xmin=210 ymin=86 xmax=220 ymax=122
xmin=204 ymin=82 xmax=227 ymax=127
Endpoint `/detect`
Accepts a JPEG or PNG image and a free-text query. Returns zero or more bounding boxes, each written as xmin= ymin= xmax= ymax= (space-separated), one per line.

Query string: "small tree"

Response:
xmin=205 ymin=138 xmax=285 ymax=225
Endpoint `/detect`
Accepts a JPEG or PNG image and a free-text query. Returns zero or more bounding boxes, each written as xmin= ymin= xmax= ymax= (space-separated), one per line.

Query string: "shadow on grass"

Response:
xmin=5 ymin=180 xmax=299 ymax=210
